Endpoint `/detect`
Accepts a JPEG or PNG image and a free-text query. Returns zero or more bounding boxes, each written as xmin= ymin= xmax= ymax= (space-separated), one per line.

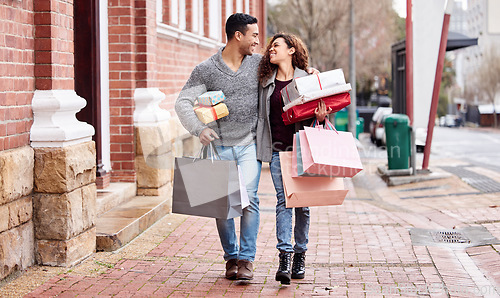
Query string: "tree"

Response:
xmin=267 ymin=0 xmax=400 ymax=97
xmin=474 ymin=46 xmax=500 ymax=128
xmin=438 ymin=57 xmax=456 ymax=117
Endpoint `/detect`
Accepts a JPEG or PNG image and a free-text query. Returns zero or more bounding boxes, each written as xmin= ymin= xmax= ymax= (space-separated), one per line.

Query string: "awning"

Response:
xmin=446 ymin=31 xmax=478 ymax=51
xmin=391 ymin=31 xmax=478 ymax=52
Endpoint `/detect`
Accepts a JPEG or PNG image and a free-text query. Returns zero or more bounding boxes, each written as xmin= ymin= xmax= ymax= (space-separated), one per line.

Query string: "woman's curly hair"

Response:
xmin=258 ymin=33 xmax=309 ymax=84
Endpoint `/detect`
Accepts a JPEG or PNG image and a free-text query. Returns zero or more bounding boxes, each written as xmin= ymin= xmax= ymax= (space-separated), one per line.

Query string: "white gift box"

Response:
xmin=281 ymin=69 xmax=352 ymax=112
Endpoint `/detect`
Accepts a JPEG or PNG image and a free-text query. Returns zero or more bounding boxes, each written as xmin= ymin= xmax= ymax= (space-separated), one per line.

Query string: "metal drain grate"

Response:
xmin=439 ymin=166 xmax=500 ymax=193
xmin=410 ymin=226 xmax=500 ymax=248
xmin=431 ymin=231 xmax=471 ymax=244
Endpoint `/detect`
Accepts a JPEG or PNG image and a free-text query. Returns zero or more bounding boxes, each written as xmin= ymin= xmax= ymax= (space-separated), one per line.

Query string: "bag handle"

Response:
xmin=311 ymin=117 xmax=339 ymax=134
xmin=195 ymin=143 xmax=221 ymax=162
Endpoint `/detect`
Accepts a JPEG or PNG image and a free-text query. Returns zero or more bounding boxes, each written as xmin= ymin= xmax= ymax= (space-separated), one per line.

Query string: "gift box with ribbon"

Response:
xmin=280 ymin=69 xmax=352 ymax=124
xmin=197 ymin=91 xmax=225 ymax=106
xmin=194 ymin=102 xmax=229 ymax=124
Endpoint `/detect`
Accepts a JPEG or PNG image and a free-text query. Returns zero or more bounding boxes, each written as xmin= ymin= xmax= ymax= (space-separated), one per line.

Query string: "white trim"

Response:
xmin=179 ymin=0 xmax=186 ymax=30
xmin=100 ymin=0 xmax=111 ymax=172
xmin=236 ymin=0 xmax=243 ymax=13
xmin=245 ymin=0 xmax=249 ymax=14
xmin=225 ymin=0 xmax=233 ymax=20
xmin=198 ymin=0 xmax=204 ymax=36
xmin=30 ymin=90 xmax=95 ymax=148
xmin=192 ymin=0 xmax=199 ymax=34
xmin=209 ymin=0 xmax=221 ymax=40
xmin=157 ymin=22 xmax=224 ymax=48
xmin=134 ymin=88 xmax=171 ymax=127
xmin=171 ymin=0 xmax=179 ymax=25
xmin=156 ymin=0 xmax=163 ymax=23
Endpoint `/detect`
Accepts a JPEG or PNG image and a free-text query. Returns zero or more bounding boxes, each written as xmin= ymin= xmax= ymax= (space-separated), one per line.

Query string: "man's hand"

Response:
xmin=307 ymin=67 xmax=320 ymax=75
xmin=199 ymin=128 xmax=219 ymax=146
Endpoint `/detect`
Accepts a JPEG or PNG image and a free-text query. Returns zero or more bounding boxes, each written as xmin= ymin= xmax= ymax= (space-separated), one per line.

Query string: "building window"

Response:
xmin=225 ymin=0 xmax=233 ymax=20
xmin=236 ymin=0 xmax=242 ymax=13
xmin=171 ymin=0 xmax=179 ymax=25
xmin=179 ymin=0 xmax=186 ymax=30
xmin=209 ymin=0 xmax=221 ymax=40
xmin=157 ymin=0 xmax=163 ymax=23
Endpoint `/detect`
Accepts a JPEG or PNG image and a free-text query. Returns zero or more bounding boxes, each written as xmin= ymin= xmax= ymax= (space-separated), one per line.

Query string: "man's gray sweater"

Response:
xmin=175 ymin=47 xmax=262 ymax=146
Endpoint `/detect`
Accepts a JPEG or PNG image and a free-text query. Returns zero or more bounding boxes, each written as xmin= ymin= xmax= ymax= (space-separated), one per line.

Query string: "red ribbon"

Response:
xmin=195 ymin=106 xmax=219 ymax=120
xmin=315 ymin=73 xmax=322 ymax=90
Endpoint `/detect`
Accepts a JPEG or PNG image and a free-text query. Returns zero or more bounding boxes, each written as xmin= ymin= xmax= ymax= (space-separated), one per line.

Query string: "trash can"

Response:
xmin=334 ymin=109 xmax=348 ymax=131
xmin=384 ymin=114 xmax=411 ymax=170
xmin=356 ymin=117 xmax=364 ymax=139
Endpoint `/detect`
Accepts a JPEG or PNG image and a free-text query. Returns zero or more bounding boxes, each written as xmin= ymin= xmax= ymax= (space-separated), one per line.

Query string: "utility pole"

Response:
xmin=348 ymin=0 xmax=357 ymax=135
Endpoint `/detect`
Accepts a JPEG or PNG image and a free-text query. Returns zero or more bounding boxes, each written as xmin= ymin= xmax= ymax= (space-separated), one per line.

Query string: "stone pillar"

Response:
xmin=134 ymin=88 xmax=175 ymax=197
xmin=0 ymin=146 xmax=35 ymax=279
xmin=31 ymin=90 xmax=97 ymax=267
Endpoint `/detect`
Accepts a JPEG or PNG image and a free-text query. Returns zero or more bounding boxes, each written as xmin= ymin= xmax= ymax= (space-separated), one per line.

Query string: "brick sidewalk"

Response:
xmin=9 ymin=159 xmax=500 ymax=297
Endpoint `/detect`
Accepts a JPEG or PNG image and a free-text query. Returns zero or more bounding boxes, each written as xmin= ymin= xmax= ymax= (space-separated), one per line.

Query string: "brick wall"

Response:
xmin=156 ymin=40 xmax=213 ymax=111
xmin=34 ymin=0 xmax=75 ymax=90
xmin=108 ymin=0 xmax=137 ymax=182
xmin=0 ymin=1 xmax=35 ymax=151
xmin=135 ymin=0 xmax=158 ymax=89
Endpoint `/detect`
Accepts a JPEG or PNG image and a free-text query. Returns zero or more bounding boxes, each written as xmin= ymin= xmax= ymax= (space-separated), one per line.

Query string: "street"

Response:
xmin=431 ymin=126 xmax=500 ymax=173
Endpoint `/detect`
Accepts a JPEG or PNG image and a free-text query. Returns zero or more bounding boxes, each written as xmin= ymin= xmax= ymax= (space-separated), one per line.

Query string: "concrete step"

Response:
xmin=96 ymin=182 xmax=136 ymax=216
xmin=96 ymin=195 xmax=171 ymax=251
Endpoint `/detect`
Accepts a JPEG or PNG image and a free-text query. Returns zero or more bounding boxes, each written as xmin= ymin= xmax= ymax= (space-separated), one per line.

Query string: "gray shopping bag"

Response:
xmin=172 ymin=156 xmax=247 ymax=219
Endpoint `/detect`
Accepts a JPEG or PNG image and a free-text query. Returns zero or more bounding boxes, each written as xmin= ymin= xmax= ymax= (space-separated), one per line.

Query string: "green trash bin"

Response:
xmin=356 ymin=117 xmax=364 ymax=139
xmin=385 ymin=114 xmax=411 ymax=170
xmin=334 ymin=109 xmax=348 ymax=131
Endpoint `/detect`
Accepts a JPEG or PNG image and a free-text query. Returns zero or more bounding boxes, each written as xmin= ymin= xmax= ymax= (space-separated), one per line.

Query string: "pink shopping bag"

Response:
xmin=299 ymin=119 xmax=363 ymax=177
xmin=280 ymin=151 xmax=348 ymax=207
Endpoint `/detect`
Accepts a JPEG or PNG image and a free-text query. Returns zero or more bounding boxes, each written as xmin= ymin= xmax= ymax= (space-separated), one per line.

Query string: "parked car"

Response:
xmin=369 ymin=107 xmax=392 ymax=146
xmin=443 ymin=114 xmax=457 ymax=127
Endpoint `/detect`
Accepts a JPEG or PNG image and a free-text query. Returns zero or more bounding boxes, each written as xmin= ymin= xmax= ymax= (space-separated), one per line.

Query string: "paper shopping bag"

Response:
xmin=291 ymin=132 xmax=300 ymax=177
xmin=300 ymin=123 xmax=363 ymax=177
xmin=173 ymin=156 xmax=247 ymax=219
xmin=279 ymin=151 xmax=348 ymax=207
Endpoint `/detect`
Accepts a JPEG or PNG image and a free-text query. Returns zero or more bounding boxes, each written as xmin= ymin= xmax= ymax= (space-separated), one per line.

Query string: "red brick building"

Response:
xmin=0 ymin=0 xmax=265 ymax=279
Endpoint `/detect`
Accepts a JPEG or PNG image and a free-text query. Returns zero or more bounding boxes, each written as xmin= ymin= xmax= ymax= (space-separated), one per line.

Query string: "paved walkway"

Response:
xmin=2 ymin=135 xmax=500 ymax=297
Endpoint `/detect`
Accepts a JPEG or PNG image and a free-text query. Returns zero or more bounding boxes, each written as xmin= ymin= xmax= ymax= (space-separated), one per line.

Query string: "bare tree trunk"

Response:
xmin=493 ymin=107 xmax=498 ymax=128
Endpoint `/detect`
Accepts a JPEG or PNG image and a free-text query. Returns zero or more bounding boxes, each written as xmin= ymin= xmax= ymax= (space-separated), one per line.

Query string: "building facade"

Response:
xmin=459 ymin=0 xmax=500 ymax=105
xmin=0 ymin=0 xmax=266 ymax=279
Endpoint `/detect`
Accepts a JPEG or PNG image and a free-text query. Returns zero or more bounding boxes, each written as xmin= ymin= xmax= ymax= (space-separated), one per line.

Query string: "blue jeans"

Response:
xmin=270 ymin=151 xmax=310 ymax=253
xmin=215 ymin=143 xmax=262 ymax=262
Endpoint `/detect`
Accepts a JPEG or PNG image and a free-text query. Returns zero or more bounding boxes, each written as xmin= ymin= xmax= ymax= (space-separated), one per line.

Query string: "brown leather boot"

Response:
xmin=225 ymin=259 xmax=238 ymax=280
xmin=236 ymin=259 xmax=253 ymax=280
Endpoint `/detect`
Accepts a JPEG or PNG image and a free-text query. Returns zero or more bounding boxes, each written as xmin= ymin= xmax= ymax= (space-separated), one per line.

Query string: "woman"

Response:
xmin=256 ymin=33 xmax=331 ymax=285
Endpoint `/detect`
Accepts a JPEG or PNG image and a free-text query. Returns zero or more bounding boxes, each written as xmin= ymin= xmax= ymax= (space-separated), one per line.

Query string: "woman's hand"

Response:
xmin=307 ymin=67 xmax=320 ymax=75
xmin=314 ymin=100 xmax=332 ymax=122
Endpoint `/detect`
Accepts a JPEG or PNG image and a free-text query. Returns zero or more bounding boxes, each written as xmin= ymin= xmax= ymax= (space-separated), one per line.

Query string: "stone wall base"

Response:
xmin=0 ymin=221 xmax=35 ymax=280
xmin=137 ymin=182 xmax=172 ymax=199
xmin=35 ymin=227 xmax=96 ymax=267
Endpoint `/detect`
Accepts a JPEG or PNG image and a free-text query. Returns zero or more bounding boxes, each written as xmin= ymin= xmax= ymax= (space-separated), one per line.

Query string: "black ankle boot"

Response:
xmin=275 ymin=252 xmax=292 ymax=285
xmin=292 ymin=252 xmax=306 ymax=279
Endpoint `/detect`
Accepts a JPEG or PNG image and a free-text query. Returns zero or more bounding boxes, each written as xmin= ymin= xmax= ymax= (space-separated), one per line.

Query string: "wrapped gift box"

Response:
xmin=194 ymin=102 xmax=229 ymax=124
xmin=281 ymin=68 xmax=351 ymax=111
xmin=197 ymin=91 xmax=225 ymax=106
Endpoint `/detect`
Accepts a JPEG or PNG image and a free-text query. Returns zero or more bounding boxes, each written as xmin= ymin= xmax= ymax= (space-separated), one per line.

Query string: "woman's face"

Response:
xmin=269 ymin=37 xmax=294 ymax=65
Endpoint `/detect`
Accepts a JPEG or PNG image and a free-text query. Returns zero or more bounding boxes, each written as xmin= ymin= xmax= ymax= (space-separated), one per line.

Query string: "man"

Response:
xmin=175 ymin=13 xmax=262 ymax=280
